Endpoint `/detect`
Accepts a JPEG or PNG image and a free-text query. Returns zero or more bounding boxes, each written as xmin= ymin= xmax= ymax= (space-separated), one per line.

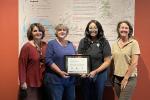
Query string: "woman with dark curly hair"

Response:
xmin=78 ymin=20 xmax=111 ymax=100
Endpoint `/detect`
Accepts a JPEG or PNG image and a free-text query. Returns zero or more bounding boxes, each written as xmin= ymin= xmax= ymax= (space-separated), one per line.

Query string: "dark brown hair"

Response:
xmin=27 ymin=23 xmax=45 ymax=40
xmin=117 ymin=20 xmax=133 ymax=38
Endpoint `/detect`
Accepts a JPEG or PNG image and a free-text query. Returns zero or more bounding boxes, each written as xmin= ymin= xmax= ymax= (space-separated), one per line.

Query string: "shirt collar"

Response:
xmin=117 ymin=38 xmax=134 ymax=47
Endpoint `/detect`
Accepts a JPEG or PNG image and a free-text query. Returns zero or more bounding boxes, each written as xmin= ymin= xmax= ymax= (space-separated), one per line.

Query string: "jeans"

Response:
xmin=45 ymin=83 xmax=75 ymax=100
xmin=113 ymin=75 xmax=137 ymax=100
xmin=81 ymin=72 xmax=107 ymax=100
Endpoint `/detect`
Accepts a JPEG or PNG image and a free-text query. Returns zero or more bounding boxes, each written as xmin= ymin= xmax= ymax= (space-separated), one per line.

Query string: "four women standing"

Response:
xmin=19 ymin=20 xmax=140 ymax=100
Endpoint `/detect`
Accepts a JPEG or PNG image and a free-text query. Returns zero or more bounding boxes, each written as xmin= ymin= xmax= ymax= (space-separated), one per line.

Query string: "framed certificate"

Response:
xmin=65 ymin=55 xmax=91 ymax=75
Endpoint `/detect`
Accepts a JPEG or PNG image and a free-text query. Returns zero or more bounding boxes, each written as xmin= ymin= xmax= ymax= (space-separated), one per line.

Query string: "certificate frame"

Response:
xmin=65 ymin=55 xmax=91 ymax=75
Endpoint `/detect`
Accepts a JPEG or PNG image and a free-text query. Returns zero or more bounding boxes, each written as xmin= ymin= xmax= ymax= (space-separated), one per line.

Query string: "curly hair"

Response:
xmin=84 ymin=20 xmax=105 ymax=39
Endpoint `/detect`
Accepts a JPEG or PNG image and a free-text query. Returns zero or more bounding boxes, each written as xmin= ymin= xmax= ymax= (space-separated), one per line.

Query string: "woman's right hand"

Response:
xmin=59 ymin=71 xmax=70 ymax=78
xmin=21 ymin=82 xmax=27 ymax=90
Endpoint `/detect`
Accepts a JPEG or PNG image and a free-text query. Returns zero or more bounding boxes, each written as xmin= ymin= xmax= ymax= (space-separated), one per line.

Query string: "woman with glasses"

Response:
xmin=78 ymin=20 xmax=111 ymax=100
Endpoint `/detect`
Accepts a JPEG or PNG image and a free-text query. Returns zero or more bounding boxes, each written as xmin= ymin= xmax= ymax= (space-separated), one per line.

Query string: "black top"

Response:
xmin=78 ymin=38 xmax=111 ymax=71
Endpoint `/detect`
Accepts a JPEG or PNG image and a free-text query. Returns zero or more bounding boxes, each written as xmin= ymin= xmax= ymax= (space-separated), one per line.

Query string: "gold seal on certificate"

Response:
xmin=65 ymin=55 xmax=91 ymax=75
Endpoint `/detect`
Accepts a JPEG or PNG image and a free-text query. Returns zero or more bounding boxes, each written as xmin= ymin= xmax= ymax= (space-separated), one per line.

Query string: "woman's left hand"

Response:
xmin=59 ymin=71 xmax=70 ymax=78
xmin=88 ymin=70 xmax=97 ymax=78
xmin=121 ymin=78 xmax=128 ymax=90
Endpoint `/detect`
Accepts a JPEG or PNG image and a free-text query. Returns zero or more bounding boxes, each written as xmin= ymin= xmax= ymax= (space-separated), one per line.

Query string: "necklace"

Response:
xmin=56 ymin=39 xmax=67 ymax=47
xmin=33 ymin=40 xmax=45 ymax=66
xmin=34 ymin=40 xmax=42 ymax=56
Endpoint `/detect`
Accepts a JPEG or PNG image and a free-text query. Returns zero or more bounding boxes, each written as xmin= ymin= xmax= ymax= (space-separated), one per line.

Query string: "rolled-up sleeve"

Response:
xmin=132 ymin=40 xmax=140 ymax=55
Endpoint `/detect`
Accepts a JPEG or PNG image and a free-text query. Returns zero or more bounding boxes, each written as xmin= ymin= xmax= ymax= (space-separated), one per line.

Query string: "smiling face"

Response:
xmin=32 ymin=26 xmax=43 ymax=40
xmin=56 ymin=28 xmax=67 ymax=39
xmin=88 ymin=22 xmax=98 ymax=37
xmin=27 ymin=23 xmax=45 ymax=40
xmin=118 ymin=22 xmax=129 ymax=38
xmin=55 ymin=24 xmax=68 ymax=39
